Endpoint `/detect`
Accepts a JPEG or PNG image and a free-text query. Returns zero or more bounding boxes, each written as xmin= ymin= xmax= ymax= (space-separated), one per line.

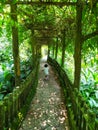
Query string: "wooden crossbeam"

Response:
xmin=34 ymin=37 xmax=57 ymax=39
xmin=33 ymin=27 xmax=57 ymax=31
xmin=4 ymin=1 xmax=76 ymax=6
xmin=25 ymin=23 xmax=58 ymax=32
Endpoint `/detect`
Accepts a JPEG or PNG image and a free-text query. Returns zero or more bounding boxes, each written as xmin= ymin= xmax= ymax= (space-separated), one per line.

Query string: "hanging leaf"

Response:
xmin=88 ymin=97 xmax=98 ymax=108
xmin=95 ymin=91 xmax=98 ymax=99
xmin=0 ymin=94 xmax=4 ymax=100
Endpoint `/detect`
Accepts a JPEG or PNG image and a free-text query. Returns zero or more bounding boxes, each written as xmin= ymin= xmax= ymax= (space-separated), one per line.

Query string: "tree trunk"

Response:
xmin=10 ymin=3 xmax=20 ymax=86
xmin=55 ymin=37 xmax=58 ymax=60
xmin=52 ymin=43 xmax=55 ymax=58
xmin=74 ymin=1 xmax=83 ymax=90
xmin=48 ymin=44 xmax=50 ymax=57
xmin=31 ymin=30 xmax=35 ymax=68
xmin=61 ymin=29 xmax=66 ymax=67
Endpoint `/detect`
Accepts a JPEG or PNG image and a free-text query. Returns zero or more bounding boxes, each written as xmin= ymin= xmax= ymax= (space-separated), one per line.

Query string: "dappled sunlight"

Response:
xmin=19 ymin=62 xmax=69 ymax=130
xmin=19 ymin=40 xmax=32 ymax=61
xmin=0 ymin=0 xmax=97 ymax=129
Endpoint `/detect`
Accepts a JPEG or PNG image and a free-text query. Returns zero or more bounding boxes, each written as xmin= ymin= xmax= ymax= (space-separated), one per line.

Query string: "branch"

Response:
xmin=83 ymin=30 xmax=98 ymax=41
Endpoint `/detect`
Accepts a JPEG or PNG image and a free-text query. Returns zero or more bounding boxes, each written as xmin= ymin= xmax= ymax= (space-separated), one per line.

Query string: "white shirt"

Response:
xmin=44 ymin=66 xmax=49 ymax=75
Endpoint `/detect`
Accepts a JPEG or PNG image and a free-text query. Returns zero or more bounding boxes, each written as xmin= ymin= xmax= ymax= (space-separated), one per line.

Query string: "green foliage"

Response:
xmin=80 ymin=82 xmax=98 ymax=109
xmin=0 ymin=28 xmax=32 ymax=100
xmin=81 ymin=45 xmax=98 ymax=110
xmin=0 ymin=58 xmax=32 ymax=100
xmin=20 ymin=59 xmax=32 ymax=80
xmin=81 ymin=68 xmax=98 ymax=85
xmin=0 ymin=0 xmax=97 ymax=115
xmin=0 ymin=65 xmax=15 ymax=98
xmin=80 ymin=66 xmax=98 ymax=109
xmin=0 ymin=94 xmax=4 ymax=100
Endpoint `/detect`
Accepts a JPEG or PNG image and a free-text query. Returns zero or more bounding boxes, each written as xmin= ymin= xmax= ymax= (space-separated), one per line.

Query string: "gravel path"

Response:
xmin=19 ymin=62 xmax=69 ymax=130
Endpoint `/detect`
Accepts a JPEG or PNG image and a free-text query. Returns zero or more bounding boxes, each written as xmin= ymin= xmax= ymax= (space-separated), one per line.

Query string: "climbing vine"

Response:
xmin=0 ymin=1 xmax=98 ymax=130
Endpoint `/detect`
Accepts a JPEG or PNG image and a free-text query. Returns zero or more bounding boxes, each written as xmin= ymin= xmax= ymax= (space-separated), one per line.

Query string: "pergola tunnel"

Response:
xmin=41 ymin=45 xmax=48 ymax=61
xmin=0 ymin=0 xmax=98 ymax=130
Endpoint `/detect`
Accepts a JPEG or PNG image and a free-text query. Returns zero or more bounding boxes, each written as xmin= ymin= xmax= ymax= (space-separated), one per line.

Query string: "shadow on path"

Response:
xmin=19 ymin=61 xmax=69 ymax=130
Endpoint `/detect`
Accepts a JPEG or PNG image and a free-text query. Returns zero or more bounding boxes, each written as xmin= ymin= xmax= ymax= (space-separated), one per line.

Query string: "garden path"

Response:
xmin=19 ymin=58 xmax=69 ymax=130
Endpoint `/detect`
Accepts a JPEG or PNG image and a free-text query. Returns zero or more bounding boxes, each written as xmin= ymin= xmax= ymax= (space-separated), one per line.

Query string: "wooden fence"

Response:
xmin=0 ymin=62 xmax=39 ymax=130
xmin=48 ymin=57 xmax=98 ymax=130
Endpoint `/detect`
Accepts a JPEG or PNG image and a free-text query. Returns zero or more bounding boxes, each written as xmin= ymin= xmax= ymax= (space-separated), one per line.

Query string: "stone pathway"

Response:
xmin=19 ymin=62 xmax=69 ymax=130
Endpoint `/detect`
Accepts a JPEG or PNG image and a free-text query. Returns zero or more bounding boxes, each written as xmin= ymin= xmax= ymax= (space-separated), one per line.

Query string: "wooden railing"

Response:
xmin=0 ymin=61 xmax=39 ymax=130
xmin=48 ymin=57 xmax=98 ymax=130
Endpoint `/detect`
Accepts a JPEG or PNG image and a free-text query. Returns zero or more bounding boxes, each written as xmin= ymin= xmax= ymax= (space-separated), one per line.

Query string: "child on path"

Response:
xmin=43 ymin=63 xmax=49 ymax=80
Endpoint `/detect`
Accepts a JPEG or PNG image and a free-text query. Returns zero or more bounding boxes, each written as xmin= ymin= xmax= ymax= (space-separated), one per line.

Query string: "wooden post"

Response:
xmin=52 ymin=43 xmax=55 ymax=58
xmin=4 ymin=97 xmax=9 ymax=129
xmin=10 ymin=3 xmax=20 ymax=86
xmin=55 ymin=37 xmax=58 ymax=60
xmin=7 ymin=94 xmax=13 ymax=128
xmin=74 ymin=0 xmax=83 ymax=90
xmin=13 ymin=89 xmax=17 ymax=118
xmin=48 ymin=43 xmax=51 ymax=57
xmin=0 ymin=101 xmax=5 ymax=130
xmin=31 ymin=30 xmax=35 ymax=68
xmin=61 ymin=29 xmax=66 ymax=67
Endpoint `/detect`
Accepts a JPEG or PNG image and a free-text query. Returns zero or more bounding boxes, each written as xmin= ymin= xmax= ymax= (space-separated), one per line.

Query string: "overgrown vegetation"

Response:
xmin=0 ymin=42 xmax=32 ymax=100
xmin=0 ymin=0 xmax=98 ymax=125
xmin=0 ymin=28 xmax=32 ymax=100
xmin=48 ymin=0 xmax=98 ymax=114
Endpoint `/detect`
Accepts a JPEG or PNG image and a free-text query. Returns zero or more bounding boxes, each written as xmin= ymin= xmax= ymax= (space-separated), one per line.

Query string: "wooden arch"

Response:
xmin=1 ymin=0 xmax=98 ymax=89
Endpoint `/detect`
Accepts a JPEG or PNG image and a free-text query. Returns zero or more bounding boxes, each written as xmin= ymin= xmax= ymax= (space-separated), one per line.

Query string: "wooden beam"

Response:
xmin=33 ymin=27 xmax=57 ymax=31
xmin=5 ymin=1 xmax=76 ymax=6
xmin=34 ymin=37 xmax=54 ymax=39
